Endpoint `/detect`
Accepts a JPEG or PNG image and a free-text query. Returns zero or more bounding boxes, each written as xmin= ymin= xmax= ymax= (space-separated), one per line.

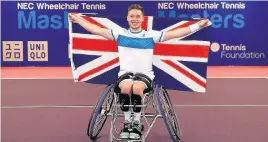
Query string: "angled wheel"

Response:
xmin=87 ymin=84 xmax=114 ymax=140
xmin=156 ymin=84 xmax=181 ymax=142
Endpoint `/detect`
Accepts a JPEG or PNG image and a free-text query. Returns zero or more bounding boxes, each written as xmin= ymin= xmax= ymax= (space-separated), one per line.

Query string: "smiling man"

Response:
xmin=69 ymin=4 xmax=209 ymax=140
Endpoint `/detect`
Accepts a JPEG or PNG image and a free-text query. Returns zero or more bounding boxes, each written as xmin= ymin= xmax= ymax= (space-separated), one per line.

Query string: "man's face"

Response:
xmin=127 ymin=9 xmax=144 ymax=30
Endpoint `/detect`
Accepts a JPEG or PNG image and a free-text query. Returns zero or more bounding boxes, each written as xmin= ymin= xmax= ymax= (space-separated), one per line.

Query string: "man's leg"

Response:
xmin=119 ymin=80 xmax=133 ymax=122
xmin=132 ymin=81 xmax=146 ymax=122
xmin=118 ymin=79 xmax=133 ymax=139
xmin=130 ymin=81 xmax=146 ymax=139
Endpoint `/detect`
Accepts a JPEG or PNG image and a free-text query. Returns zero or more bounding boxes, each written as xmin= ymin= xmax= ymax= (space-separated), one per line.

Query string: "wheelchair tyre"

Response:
xmin=87 ymin=84 xmax=114 ymax=140
xmin=156 ymin=84 xmax=181 ymax=142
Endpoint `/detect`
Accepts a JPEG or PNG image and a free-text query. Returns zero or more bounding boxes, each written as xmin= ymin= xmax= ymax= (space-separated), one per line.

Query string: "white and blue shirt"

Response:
xmin=110 ymin=28 xmax=165 ymax=80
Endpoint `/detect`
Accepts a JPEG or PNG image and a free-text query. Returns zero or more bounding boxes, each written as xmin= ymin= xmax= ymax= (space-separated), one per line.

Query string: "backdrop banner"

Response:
xmin=1 ymin=1 xmax=268 ymax=66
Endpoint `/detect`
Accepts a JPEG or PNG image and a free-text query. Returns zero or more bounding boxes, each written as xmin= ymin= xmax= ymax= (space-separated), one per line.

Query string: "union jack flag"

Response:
xmin=69 ymin=13 xmax=211 ymax=93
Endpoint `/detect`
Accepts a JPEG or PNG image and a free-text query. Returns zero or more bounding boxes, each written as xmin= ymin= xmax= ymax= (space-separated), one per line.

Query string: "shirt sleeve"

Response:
xmin=148 ymin=30 xmax=165 ymax=43
xmin=109 ymin=29 xmax=123 ymax=41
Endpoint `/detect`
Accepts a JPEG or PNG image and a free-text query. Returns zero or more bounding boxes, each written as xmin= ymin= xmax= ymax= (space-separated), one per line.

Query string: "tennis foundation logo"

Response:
xmin=210 ymin=42 xmax=266 ymax=59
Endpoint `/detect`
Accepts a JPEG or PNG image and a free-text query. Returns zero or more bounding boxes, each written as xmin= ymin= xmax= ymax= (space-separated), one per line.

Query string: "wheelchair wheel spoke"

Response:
xmin=157 ymin=85 xmax=181 ymax=141
xmin=93 ymin=115 xmax=106 ymax=135
xmin=87 ymin=84 xmax=114 ymax=140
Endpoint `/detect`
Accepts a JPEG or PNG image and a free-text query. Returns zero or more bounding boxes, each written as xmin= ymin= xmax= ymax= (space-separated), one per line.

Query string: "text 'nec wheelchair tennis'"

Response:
xmin=86 ymin=82 xmax=182 ymax=142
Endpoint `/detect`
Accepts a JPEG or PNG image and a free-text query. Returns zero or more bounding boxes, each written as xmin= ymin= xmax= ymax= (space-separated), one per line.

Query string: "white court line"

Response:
xmin=1 ymin=78 xmax=72 ymax=80
xmin=174 ymin=104 xmax=268 ymax=107
xmin=1 ymin=77 xmax=268 ymax=79
xmin=208 ymin=77 xmax=268 ymax=79
xmin=1 ymin=105 xmax=268 ymax=109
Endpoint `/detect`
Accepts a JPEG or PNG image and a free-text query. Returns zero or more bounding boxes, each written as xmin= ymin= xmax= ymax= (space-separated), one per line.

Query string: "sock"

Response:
xmin=124 ymin=110 xmax=131 ymax=122
xmin=134 ymin=112 xmax=141 ymax=123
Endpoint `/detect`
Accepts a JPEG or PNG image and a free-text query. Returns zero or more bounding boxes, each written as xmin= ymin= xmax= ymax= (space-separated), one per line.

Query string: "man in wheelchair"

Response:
xmin=69 ymin=3 xmax=209 ymax=140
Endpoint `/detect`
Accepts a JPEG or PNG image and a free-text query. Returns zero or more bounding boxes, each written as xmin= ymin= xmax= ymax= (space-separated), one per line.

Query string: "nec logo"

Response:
xmin=17 ymin=3 xmax=35 ymax=10
xmin=158 ymin=2 xmax=174 ymax=9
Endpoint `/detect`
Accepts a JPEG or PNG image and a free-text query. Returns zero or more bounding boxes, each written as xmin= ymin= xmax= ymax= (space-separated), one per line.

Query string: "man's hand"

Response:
xmin=68 ymin=13 xmax=79 ymax=23
xmin=198 ymin=19 xmax=210 ymax=28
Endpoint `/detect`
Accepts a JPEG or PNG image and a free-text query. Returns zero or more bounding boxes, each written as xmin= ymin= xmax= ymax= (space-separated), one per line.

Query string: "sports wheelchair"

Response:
xmin=87 ymin=80 xmax=182 ymax=142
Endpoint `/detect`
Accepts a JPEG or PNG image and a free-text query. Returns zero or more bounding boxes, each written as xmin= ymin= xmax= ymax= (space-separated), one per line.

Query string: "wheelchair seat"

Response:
xmin=114 ymin=72 xmax=154 ymax=95
xmin=113 ymin=82 xmax=154 ymax=95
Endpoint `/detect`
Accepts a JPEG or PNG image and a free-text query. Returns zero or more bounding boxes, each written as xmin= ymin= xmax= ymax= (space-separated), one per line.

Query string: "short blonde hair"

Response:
xmin=128 ymin=4 xmax=144 ymax=15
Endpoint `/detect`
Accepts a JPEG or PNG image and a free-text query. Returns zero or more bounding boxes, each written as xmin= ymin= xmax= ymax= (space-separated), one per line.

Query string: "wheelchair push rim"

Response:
xmin=156 ymin=84 xmax=181 ymax=142
xmin=87 ymin=84 xmax=114 ymax=140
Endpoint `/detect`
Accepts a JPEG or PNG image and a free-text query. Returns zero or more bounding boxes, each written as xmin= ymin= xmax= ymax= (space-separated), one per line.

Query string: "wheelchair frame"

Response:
xmin=87 ymin=83 xmax=181 ymax=142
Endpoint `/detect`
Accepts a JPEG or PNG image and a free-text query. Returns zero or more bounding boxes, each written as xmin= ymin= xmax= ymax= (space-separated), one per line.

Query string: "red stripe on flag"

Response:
xmin=78 ymin=57 xmax=119 ymax=81
xmin=81 ymin=16 xmax=108 ymax=29
xmin=142 ymin=16 xmax=149 ymax=30
xmin=154 ymin=43 xmax=209 ymax=58
xmin=73 ymin=38 xmax=118 ymax=52
xmin=168 ymin=21 xmax=198 ymax=31
xmin=162 ymin=60 xmax=206 ymax=88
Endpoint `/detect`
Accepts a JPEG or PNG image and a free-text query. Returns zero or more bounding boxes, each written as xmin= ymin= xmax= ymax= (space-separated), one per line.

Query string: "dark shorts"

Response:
xmin=115 ymin=72 xmax=153 ymax=93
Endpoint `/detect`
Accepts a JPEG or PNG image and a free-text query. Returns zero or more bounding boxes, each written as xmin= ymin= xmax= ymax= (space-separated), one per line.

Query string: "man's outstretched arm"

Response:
xmin=69 ymin=13 xmax=113 ymax=40
xmin=162 ymin=19 xmax=210 ymax=42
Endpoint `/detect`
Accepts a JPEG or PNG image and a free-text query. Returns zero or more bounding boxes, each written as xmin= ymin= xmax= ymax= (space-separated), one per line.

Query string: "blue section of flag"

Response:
xmin=72 ymin=54 xmax=99 ymax=69
xmin=85 ymin=67 xmax=120 ymax=85
xmin=72 ymin=23 xmax=90 ymax=34
xmin=179 ymin=61 xmax=208 ymax=79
